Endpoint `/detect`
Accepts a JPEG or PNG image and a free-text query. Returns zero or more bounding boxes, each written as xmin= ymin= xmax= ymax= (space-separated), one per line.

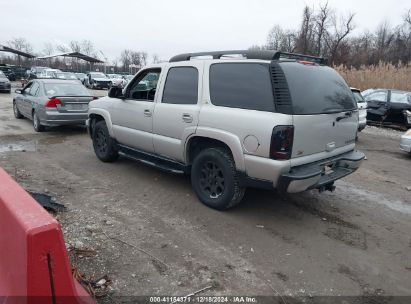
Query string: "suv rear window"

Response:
xmin=209 ymin=63 xmax=275 ymax=112
xmin=281 ymin=63 xmax=356 ymax=114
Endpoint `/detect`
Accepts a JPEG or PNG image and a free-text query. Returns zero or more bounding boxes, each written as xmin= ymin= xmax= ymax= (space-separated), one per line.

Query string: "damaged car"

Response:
xmin=363 ymin=89 xmax=411 ymax=127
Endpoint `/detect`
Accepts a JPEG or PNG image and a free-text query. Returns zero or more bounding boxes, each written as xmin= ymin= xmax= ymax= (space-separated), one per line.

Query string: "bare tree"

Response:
xmin=326 ymin=12 xmax=355 ymax=63
xmin=314 ymin=1 xmax=330 ymax=56
xmin=296 ymin=6 xmax=315 ymax=54
xmin=42 ymin=42 xmax=54 ymax=56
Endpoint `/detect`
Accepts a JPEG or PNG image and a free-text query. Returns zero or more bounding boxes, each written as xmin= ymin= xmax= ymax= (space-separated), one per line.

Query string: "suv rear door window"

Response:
xmin=209 ymin=63 xmax=275 ymax=112
xmin=281 ymin=63 xmax=356 ymax=114
xmin=162 ymin=67 xmax=198 ymax=104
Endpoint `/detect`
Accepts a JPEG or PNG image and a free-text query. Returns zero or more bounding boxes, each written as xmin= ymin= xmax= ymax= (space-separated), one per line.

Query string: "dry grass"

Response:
xmin=334 ymin=62 xmax=411 ymax=92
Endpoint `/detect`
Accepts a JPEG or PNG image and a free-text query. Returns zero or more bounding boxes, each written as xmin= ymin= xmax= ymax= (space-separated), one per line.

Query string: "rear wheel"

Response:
xmin=191 ymin=148 xmax=245 ymax=210
xmin=92 ymin=120 xmax=119 ymax=162
xmin=13 ymin=101 xmax=23 ymax=119
xmin=32 ymin=111 xmax=45 ymax=132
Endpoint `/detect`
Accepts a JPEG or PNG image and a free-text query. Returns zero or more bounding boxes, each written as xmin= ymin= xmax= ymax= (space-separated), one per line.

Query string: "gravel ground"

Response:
xmin=0 ymin=90 xmax=410 ymax=302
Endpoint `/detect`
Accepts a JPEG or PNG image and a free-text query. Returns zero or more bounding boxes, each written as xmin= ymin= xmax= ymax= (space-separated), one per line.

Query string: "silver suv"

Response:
xmin=87 ymin=50 xmax=365 ymax=210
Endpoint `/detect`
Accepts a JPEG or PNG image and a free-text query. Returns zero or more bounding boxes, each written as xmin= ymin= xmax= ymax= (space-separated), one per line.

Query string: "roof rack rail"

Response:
xmin=169 ymin=50 xmax=326 ymax=64
xmin=273 ymin=51 xmax=326 ymax=64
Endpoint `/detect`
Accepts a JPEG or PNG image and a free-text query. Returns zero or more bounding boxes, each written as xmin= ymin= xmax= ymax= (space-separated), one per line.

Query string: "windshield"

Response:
xmin=90 ymin=72 xmax=107 ymax=78
xmin=44 ymin=83 xmax=91 ymax=97
xmin=0 ymin=71 xmax=7 ymax=78
xmin=281 ymin=62 xmax=356 ymax=114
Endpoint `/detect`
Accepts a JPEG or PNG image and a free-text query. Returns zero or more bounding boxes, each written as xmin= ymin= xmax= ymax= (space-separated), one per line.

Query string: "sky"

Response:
xmin=1 ymin=0 xmax=410 ymax=63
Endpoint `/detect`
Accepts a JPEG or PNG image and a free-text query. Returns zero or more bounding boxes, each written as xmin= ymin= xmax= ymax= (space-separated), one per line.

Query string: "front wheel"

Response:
xmin=191 ymin=148 xmax=245 ymax=210
xmin=13 ymin=101 xmax=23 ymax=119
xmin=92 ymin=120 xmax=119 ymax=162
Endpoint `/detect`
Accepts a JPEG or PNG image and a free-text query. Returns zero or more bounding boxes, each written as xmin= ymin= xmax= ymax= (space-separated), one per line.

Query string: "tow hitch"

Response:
xmin=318 ymin=182 xmax=336 ymax=192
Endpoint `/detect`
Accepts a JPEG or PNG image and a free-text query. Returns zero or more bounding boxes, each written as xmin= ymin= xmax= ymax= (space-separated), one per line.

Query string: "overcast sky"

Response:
xmin=1 ymin=0 xmax=410 ymax=63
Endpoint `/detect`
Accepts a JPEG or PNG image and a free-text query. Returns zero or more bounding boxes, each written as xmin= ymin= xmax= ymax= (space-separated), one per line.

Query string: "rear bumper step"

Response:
xmin=278 ymin=150 xmax=365 ymax=193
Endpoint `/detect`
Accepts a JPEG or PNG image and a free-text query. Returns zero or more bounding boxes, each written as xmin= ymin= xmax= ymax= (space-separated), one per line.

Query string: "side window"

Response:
xmin=390 ymin=92 xmax=410 ymax=104
xmin=364 ymin=91 xmax=387 ymax=102
xmin=162 ymin=67 xmax=198 ymax=105
xmin=128 ymin=69 xmax=161 ymax=101
xmin=209 ymin=63 xmax=275 ymax=111
xmin=22 ymin=82 xmax=33 ymax=94
xmin=29 ymin=82 xmax=40 ymax=96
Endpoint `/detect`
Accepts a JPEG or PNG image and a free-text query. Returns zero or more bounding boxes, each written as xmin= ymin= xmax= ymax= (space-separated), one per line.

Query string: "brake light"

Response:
xmin=92 ymin=96 xmax=99 ymax=100
xmin=270 ymin=126 xmax=294 ymax=160
xmin=298 ymin=60 xmax=316 ymax=65
xmin=45 ymin=98 xmax=61 ymax=108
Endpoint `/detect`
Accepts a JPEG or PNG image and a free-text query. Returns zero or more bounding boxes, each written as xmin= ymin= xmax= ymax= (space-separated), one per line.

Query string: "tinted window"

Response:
xmin=390 ymin=92 xmax=410 ymax=104
xmin=209 ymin=63 xmax=275 ymax=111
xmin=162 ymin=67 xmax=198 ymax=105
xmin=44 ymin=83 xmax=90 ymax=97
xmin=364 ymin=91 xmax=387 ymax=102
xmin=281 ymin=62 xmax=356 ymax=114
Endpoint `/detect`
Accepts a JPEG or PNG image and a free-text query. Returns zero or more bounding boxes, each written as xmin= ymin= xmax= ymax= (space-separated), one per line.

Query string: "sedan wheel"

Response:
xmin=13 ymin=101 xmax=23 ymax=119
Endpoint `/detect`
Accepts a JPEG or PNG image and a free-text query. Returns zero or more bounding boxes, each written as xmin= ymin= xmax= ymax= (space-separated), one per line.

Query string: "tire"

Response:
xmin=32 ymin=111 xmax=45 ymax=132
xmin=92 ymin=120 xmax=119 ymax=162
xmin=191 ymin=148 xmax=245 ymax=210
xmin=13 ymin=101 xmax=23 ymax=119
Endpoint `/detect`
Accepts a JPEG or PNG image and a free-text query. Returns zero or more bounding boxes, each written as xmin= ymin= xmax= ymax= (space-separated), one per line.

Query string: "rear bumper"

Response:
xmin=40 ymin=111 xmax=88 ymax=126
xmin=277 ymin=150 xmax=365 ymax=193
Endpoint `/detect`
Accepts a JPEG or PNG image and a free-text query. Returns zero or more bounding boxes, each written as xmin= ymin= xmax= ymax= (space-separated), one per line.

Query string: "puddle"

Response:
xmin=0 ymin=136 xmax=66 ymax=153
xmin=0 ymin=140 xmax=37 ymax=153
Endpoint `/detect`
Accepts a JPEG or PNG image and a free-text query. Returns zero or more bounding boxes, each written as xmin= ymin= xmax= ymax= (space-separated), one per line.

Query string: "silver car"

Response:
xmin=400 ymin=129 xmax=411 ymax=153
xmin=13 ymin=79 xmax=93 ymax=132
xmin=351 ymin=88 xmax=367 ymax=131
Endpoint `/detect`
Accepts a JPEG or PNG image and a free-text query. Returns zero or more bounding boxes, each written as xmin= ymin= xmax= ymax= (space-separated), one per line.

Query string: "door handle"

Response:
xmin=144 ymin=109 xmax=152 ymax=117
xmin=182 ymin=113 xmax=193 ymax=123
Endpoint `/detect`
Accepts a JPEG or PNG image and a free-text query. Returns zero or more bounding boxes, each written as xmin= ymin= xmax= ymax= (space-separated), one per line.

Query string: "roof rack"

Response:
xmin=169 ymin=50 xmax=326 ymax=64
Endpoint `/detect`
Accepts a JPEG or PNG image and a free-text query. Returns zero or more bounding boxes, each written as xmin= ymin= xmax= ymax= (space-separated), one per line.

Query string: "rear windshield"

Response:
xmin=281 ymin=63 xmax=356 ymax=114
xmin=44 ymin=83 xmax=90 ymax=97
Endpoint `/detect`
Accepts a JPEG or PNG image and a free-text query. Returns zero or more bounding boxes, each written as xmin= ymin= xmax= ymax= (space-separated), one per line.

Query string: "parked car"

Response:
xmin=28 ymin=66 xmax=49 ymax=78
xmin=363 ymin=89 xmax=411 ymax=127
xmin=0 ymin=71 xmax=11 ymax=93
xmin=75 ymin=73 xmax=87 ymax=84
xmin=39 ymin=68 xmax=61 ymax=79
xmin=13 ymin=79 xmax=93 ymax=132
xmin=400 ymin=129 xmax=411 ymax=154
xmin=87 ymin=50 xmax=364 ymax=210
xmin=55 ymin=72 xmax=80 ymax=81
xmin=108 ymin=74 xmax=126 ymax=87
xmin=351 ymin=88 xmax=367 ymax=131
xmin=122 ymin=74 xmax=134 ymax=86
xmin=85 ymin=72 xmax=111 ymax=89
xmin=0 ymin=65 xmax=16 ymax=81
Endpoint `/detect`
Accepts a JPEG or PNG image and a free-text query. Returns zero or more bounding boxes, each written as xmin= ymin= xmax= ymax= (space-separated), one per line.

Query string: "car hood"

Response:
xmin=92 ymin=77 xmax=110 ymax=81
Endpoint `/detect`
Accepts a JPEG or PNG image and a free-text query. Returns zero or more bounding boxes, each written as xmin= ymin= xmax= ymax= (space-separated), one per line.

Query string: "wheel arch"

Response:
xmin=185 ymin=128 xmax=245 ymax=171
xmin=88 ymin=108 xmax=115 ymax=137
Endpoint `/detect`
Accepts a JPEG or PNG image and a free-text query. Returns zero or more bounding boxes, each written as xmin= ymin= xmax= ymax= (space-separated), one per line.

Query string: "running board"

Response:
xmin=117 ymin=144 xmax=189 ymax=175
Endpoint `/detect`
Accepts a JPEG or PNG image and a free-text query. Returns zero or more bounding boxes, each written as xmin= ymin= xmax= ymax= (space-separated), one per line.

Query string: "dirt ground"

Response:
xmin=1 ymin=87 xmax=411 ymax=302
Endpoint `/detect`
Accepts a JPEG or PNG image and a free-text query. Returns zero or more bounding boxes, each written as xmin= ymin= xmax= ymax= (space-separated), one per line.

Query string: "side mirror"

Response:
xmin=108 ymin=87 xmax=124 ymax=99
xmin=15 ymin=89 xmax=22 ymax=94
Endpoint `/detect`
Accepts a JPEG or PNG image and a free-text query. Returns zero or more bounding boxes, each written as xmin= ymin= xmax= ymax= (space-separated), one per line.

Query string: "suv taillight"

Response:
xmin=45 ymin=98 xmax=61 ymax=108
xmin=270 ymin=126 xmax=294 ymax=160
